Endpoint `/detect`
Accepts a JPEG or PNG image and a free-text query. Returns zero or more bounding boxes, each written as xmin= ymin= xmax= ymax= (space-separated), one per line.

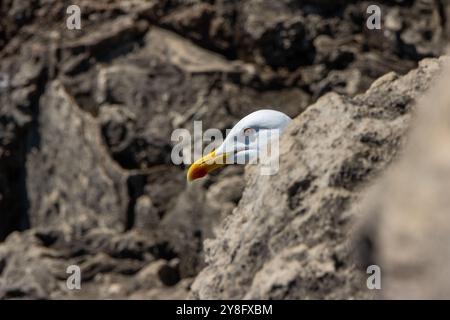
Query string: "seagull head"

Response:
xmin=187 ymin=109 xmax=292 ymax=181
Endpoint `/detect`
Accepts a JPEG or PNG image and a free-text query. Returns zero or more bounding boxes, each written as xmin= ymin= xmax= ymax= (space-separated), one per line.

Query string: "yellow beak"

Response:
xmin=187 ymin=150 xmax=228 ymax=182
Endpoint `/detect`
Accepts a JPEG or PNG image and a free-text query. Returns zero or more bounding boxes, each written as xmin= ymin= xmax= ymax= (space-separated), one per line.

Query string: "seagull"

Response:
xmin=187 ymin=109 xmax=292 ymax=181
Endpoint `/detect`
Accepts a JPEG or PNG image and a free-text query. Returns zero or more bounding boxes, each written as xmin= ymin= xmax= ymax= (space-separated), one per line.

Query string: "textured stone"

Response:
xmin=191 ymin=57 xmax=447 ymax=299
xmin=26 ymin=81 xmax=129 ymax=230
xmin=356 ymin=57 xmax=450 ymax=299
xmin=0 ymin=0 xmax=449 ymax=300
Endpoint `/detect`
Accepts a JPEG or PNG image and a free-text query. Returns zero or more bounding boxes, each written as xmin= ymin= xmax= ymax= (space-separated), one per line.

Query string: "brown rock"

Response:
xmin=191 ymin=57 xmax=447 ymax=299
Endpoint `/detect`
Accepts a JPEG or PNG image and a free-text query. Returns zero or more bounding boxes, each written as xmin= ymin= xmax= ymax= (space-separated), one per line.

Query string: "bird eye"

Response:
xmin=243 ymin=128 xmax=256 ymax=136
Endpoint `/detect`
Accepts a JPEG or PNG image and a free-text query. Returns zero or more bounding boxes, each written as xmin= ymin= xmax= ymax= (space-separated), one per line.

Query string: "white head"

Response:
xmin=187 ymin=109 xmax=292 ymax=181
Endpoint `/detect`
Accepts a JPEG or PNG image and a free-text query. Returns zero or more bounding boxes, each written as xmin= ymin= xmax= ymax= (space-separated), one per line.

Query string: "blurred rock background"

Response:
xmin=355 ymin=58 xmax=450 ymax=299
xmin=0 ymin=0 xmax=449 ymax=299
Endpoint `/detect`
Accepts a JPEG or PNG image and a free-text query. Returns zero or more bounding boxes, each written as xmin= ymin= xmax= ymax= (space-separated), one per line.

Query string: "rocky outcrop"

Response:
xmin=27 ymin=81 xmax=129 ymax=230
xmin=0 ymin=38 xmax=48 ymax=240
xmin=191 ymin=57 xmax=449 ymax=299
xmin=355 ymin=58 xmax=450 ymax=299
xmin=0 ymin=0 xmax=450 ymax=299
xmin=0 ymin=226 xmax=191 ymax=299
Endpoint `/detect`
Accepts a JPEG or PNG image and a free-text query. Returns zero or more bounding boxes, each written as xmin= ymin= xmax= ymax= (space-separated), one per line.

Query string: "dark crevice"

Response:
xmin=20 ymin=56 xmax=50 ymax=231
xmin=124 ymin=174 xmax=147 ymax=231
xmin=0 ymin=53 xmax=48 ymax=241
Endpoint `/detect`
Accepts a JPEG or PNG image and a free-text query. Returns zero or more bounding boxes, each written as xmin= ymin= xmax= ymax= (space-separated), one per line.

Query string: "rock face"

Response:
xmin=27 ymin=81 xmax=129 ymax=230
xmin=0 ymin=226 xmax=191 ymax=299
xmin=191 ymin=57 xmax=448 ymax=299
xmin=355 ymin=58 xmax=450 ymax=299
xmin=0 ymin=0 xmax=449 ymax=299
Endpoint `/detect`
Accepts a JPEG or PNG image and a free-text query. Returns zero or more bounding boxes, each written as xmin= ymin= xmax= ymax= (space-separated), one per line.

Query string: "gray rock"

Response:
xmin=0 ymin=224 xmax=186 ymax=299
xmin=191 ymin=57 xmax=447 ymax=299
xmin=0 ymin=230 xmax=62 ymax=299
xmin=26 ymin=81 xmax=129 ymax=230
xmin=134 ymin=195 xmax=159 ymax=231
xmin=0 ymin=42 xmax=47 ymax=240
xmin=0 ymin=0 xmax=449 ymax=300
xmin=355 ymin=57 xmax=450 ymax=299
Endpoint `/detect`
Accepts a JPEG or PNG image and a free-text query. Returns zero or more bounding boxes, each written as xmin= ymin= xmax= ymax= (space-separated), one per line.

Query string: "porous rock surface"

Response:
xmin=0 ymin=0 xmax=449 ymax=299
xmin=355 ymin=58 xmax=450 ymax=299
xmin=191 ymin=57 xmax=449 ymax=299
